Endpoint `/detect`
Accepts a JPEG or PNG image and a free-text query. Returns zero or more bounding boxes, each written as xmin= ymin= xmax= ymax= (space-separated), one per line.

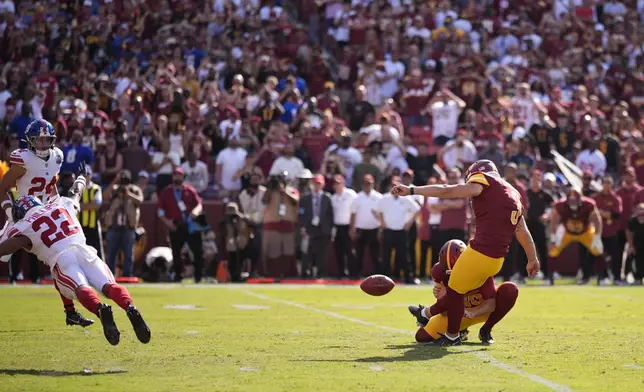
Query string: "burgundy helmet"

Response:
xmin=567 ymin=189 xmax=583 ymax=211
xmin=432 ymin=239 xmax=467 ymax=284
xmin=465 ymin=159 xmax=499 ymax=180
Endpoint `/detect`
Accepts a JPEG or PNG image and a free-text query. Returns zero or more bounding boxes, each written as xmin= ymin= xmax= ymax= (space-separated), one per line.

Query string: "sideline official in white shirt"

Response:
xmin=331 ymin=174 xmax=357 ymax=278
xmin=376 ymin=177 xmax=421 ymax=284
xmin=350 ymin=174 xmax=382 ymax=277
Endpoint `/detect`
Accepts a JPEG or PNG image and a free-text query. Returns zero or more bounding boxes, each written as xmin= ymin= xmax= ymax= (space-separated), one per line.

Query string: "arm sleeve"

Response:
xmin=466 ymin=173 xmax=489 ymax=187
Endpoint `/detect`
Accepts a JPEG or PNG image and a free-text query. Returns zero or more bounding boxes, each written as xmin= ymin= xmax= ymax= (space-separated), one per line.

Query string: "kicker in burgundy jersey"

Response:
xmin=466 ymin=172 xmax=524 ymax=258
xmin=554 ymin=197 xmax=596 ymax=235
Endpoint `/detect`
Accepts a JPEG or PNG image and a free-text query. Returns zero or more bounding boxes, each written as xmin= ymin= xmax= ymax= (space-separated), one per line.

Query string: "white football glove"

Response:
xmin=592 ymin=234 xmax=604 ymax=254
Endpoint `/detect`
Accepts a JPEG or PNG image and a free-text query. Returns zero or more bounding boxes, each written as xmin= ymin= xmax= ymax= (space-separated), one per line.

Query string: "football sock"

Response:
xmin=54 ymin=282 xmax=76 ymax=312
xmin=421 ymin=307 xmax=430 ymax=319
xmin=75 ymin=286 xmax=101 ymax=314
xmin=482 ymin=282 xmax=519 ymax=331
xmin=446 ymin=287 xmax=465 ymax=335
xmin=102 ymin=283 xmax=134 ymax=310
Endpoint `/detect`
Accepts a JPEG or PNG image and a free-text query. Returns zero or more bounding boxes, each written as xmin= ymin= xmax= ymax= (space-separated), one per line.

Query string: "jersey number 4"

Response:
xmin=31 ymin=208 xmax=80 ymax=248
xmin=510 ymin=191 xmax=523 ymax=225
xmin=28 ymin=177 xmax=58 ymax=197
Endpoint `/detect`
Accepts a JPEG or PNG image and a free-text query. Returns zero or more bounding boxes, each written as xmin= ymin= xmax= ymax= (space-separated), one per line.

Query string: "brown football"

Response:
xmin=360 ymin=274 xmax=395 ymax=296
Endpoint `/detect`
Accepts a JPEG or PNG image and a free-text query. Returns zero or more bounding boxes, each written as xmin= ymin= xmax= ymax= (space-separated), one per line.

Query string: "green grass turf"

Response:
xmin=0 ymin=283 xmax=644 ymax=392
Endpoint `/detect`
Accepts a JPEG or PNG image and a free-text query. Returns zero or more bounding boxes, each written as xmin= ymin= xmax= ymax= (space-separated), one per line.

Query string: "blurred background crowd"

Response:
xmin=0 ymin=0 xmax=644 ymax=285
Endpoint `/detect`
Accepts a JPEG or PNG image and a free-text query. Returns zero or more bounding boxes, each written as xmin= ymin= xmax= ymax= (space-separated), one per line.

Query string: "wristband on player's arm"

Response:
xmin=409 ymin=186 xmax=415 ymax=195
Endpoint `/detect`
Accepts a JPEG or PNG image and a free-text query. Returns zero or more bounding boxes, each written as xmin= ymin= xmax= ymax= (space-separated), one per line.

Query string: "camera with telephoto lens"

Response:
xmin=267 ymin=172 xmax=287 ymax=190
xmin=117 ymin=170 xmax=133 ymax=194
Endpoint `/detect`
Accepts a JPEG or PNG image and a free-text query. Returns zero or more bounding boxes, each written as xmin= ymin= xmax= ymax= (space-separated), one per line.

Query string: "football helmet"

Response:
xmin=465 ymin=159 xmax=499 ymax=181
xmin=438 ymin=239 xmax=467 ymax=273
xmin=25 ymin=119 xmax=56 ymax=159
xmin=12 ymin=195 xmax=43 ymax=222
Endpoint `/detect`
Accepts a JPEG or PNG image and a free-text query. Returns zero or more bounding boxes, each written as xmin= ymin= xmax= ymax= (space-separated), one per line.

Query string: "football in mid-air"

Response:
xmin=360 ymin=274 xmax=395 ymax=296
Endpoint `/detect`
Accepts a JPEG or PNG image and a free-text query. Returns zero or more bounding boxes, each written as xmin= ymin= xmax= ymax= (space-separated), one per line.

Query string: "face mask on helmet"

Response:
xmin=31 ymin=136 xmax=56 ymax=158
xmin=568 ymin=192 xmax=581 ymax=211
xmin=26 ymin=120 xmax=56 ymax=159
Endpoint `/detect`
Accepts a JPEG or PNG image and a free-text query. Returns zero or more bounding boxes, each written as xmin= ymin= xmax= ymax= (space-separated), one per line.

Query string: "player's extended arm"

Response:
xmin=0 ymin=165 xmax=26 ymax=218
xmin=0 ymin=235 xmax=32 ymax=258
xmin=68 ymin=175 xmax=88 ymax=205
xmin=393 ymin=183 xmax=483 ymax=199
xmin=515 ymin=216 xmax=540 ymax=276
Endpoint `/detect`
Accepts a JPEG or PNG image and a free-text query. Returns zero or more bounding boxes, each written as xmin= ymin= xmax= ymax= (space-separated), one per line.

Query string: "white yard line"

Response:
xmin=240 ymin=289 xmax=574 ymax=392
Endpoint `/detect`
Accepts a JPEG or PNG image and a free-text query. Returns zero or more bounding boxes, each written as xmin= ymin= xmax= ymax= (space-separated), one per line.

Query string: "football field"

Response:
xmin=1 ymin=283 xmax=643 ymax=392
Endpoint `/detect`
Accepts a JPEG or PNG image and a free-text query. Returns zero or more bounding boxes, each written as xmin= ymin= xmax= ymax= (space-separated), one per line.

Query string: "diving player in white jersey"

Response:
xmin=0 ymin=163 xmax=151 ymax=346
xmin=0 ymin=119 xmax=93 ymax=328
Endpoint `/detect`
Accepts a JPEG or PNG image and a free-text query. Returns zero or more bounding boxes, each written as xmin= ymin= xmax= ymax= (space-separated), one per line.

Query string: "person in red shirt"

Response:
xmin=316 ymin=82 xmax=342 ymax=118
xmin=402 ymin=68 xmax=433 ymax=126
xmin=157 ymin=167 xmax=205 ymax=283
xmin=392 ymin=160 xmax=539 ymax=346
xmin=594 ymin=176 xmax=624 ymax=284
xmin=616 ymin=167 xmax=642 ymax=278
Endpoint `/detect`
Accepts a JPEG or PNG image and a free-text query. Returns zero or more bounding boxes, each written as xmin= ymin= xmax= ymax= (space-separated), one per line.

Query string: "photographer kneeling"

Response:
xmin=262 ymin=171 xmax=299 ymax=277
xmin=103 ymin=169 xmax=143 ymax=277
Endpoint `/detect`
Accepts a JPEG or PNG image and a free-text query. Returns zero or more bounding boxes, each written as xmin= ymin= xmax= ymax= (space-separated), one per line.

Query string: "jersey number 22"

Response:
xmin=32 ymin=208 xmax=80 ymax=248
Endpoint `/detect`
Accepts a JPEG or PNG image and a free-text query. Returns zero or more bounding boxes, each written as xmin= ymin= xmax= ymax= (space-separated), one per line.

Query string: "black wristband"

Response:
xmin=410 ymin=186 xmax=415 ymax=195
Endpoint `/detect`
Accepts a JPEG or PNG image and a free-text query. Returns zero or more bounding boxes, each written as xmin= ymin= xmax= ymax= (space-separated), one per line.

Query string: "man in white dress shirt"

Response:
xmin=331 ymin=174 xmax=357 ymax=277
xmin=350 ymin=174 xmax=382 ymax=277
xmin=377 ymin=176 xmax=421 ymax=284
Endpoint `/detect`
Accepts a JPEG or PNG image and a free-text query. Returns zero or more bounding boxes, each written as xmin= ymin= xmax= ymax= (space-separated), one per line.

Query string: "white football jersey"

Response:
xmin=8 ymin=197 xmax=86 ymax=267
xmin=9 ymin=147 xmax=63 ymax=203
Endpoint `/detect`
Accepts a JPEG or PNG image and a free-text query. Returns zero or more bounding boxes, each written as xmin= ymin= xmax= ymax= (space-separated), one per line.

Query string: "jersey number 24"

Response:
xmin=28 ymin=177 xmax=58 ymax=197
xmin=32 ymin=208 xmax=80 ymax=248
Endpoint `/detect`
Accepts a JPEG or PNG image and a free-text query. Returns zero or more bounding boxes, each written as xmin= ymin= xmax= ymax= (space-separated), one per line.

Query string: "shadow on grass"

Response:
xmin=295 ymin=343 xmax=487 ymax=363
xmin=0 ymin=369 xmax=127 ymax=377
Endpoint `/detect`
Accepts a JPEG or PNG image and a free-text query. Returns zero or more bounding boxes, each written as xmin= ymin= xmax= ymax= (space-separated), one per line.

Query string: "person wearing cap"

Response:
xmin=297 ymin=168 xmax=314 ymax=196
xmin=527 ymin=170 xmax=556 ymax=284
xmin=349 ymin=174 xmax=383 ymax=277
xmin=299 ymin=174 xmax=334 ymax=278
xmin=218 ymin=202 xmax=251 ymax=282
xmin=331 ymin=174 xmax=357 ymax=278
xmin=79 ymin=166 xmax=104 ymax=261
xmin=317 ymin=81 xmax=342 ymax=118
xmin=157 ymin=167 xmax=205 ymax=282
xmin=594 ymin=175 xmax=624 ymax=284
xmin=376 ymin=176 xmax=421 ymax=284
xmin=137 ymin=171 xmax=157 ymax=201
xmin=438 ymin=129 xmax=478 ymax=170
xmin=626 ymin=203 xmax=644 ymax=285
xmin=103 ymin=169 xmax=144 ymax=277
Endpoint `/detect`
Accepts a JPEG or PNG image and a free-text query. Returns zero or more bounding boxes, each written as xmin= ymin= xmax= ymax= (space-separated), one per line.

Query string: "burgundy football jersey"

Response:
xmin=467 ymin=172 xmax=523 ymax=258
xmin=554 ymin=197 xmax=595 ymax=234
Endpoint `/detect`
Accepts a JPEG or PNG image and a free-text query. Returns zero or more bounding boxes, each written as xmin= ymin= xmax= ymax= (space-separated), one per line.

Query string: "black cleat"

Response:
xmin=433 ymin=334 xmax=462 ymax=347
xmin=459 ymin=329 xmax=469 ymax=342
xmin=66 ymin=310 xmax=94 ymax=327
xmin=479 ymin=328 xmax=494 ymax=345
xmin=126 ymin=305 xmax=151 ymax=344
xmin=408 ymin=304 xmax=429 ymax=327
xmin=98 ymin=304 xmax=120 ymax=346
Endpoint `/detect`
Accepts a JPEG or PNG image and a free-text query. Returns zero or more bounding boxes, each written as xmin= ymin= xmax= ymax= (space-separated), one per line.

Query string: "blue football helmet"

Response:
xmin=12 ymin=195 xmax=43 ymax=222
xmin=25 ymin=119 xmax=56 ymax=159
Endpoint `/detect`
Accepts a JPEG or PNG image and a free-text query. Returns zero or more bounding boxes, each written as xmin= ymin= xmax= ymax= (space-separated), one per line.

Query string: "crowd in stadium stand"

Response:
xmin=0 ymin=0 xmax=644 ymax=284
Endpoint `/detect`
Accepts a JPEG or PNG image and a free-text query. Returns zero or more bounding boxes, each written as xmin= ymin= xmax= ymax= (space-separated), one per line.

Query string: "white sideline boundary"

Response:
xmin=240 ymin=289 xmax=574 ymax=392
